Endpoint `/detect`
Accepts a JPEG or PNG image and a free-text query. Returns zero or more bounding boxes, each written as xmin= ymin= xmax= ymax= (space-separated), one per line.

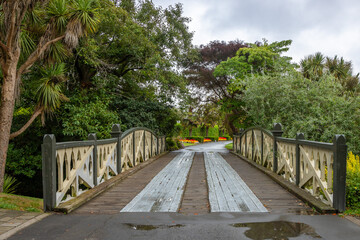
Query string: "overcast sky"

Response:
xmin=152 ymin=0 xmax=360 ymax=74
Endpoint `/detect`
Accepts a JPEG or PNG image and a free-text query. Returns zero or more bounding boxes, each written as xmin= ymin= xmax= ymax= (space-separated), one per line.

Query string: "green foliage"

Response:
xmin=166 ymin=137 xmax=179 ymax=151
xmin=346 ymin=172 xmax=360 ymax=208
xmin=242 ymin=71 xmax=360 ymax=153
xmin=61 ymin=98 xmax=120 ymax=139
xmin=225 ymin=143 xmax=233 ymax=150
xmin=110 ymin=97 xmax=178 ymax=136
xmin=6 ymin=144 xmax=42 ymax=179
xmin=3 ymin=174 xmax=20 ymax=194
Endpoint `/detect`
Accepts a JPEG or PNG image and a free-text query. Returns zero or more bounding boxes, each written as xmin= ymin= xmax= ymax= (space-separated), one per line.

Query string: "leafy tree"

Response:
xmin=72 ymin=0 xmax=194 ymax=102
xmin=0 ymin=0 xmax=100 ymax=191
xmin=242 ymin=71 xmax=360 ymax=153
xmin=212 ymin=39 xmax=294 ymax=134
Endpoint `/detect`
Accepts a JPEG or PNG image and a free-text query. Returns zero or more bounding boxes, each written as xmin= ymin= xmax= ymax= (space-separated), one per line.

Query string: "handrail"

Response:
xmin=42 ymin=124 xmax=167 ymax=211
xmin=233 ymin=123 xmax=347 ymax=212
xmin=121 ymin=127 xmax=162 ymax=139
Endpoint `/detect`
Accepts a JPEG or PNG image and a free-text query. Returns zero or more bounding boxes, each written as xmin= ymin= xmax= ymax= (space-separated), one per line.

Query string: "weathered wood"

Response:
xmin=179 ymin=153 xmax=209 ymax=214
xmin=204 ymin=152 xmax=267 ymax=212
xmin=121 ymin=152 xmax=194 ymax=212
xmin=227 ymin=152 xmax=332 ymax=214
xmin=71 ymin=152 xmax=173 ymax=214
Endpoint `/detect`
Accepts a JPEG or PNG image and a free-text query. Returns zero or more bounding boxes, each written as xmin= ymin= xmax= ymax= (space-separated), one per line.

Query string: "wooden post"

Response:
xmin=261 ymin=131 xmax=264 ymax=166
xmin=42 ymin=134 xmax=57 ymax=211
xmin=143 ymin=131 xmax=146 ymax=161
xmin=245 ymin=131 xmax=248 ymax=158
xmin=239 ymin=129 xmax=244 ymax=155
xmin=271 ymin=123 xmax=283 ymax=173
xmin=296 ymin=133 xmax=305 ymax=186
xmin=252 ymin=130 xmax=255 ymax=161
xmin=111 ymin=124 xmax=122 ymax=174
xmin=88 ymin=133 xmax=98 ymax=186
xmin=333 ymin=135 xmax=347 ymax=212
xmin=133 ymin=131 xmax=136 ymax=166
xmin=157 ymin=136 xmax=160 ymax=155
xmin=150 ymin=133 xmax=153 ymax=157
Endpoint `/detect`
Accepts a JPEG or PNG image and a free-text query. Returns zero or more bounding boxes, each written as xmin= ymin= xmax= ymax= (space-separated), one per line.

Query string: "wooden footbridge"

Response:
xmin=41 ymin=123 xmax=347 ymax=215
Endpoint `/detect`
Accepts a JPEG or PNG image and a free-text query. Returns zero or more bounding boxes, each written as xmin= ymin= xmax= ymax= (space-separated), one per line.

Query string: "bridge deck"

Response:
xmin=74 ymin=151 xmax=313 ymax=215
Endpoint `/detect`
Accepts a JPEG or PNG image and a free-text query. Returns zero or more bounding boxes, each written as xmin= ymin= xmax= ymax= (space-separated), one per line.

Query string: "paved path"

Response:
xmin=6 ymin=142 xmax=360 ymax=239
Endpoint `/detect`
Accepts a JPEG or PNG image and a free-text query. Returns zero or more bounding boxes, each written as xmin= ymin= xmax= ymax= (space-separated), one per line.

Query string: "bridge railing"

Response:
xmin=42 ymin=124 xmax=166 ymax=211
xmin=233 ymin=123 xmax=347 ymax=212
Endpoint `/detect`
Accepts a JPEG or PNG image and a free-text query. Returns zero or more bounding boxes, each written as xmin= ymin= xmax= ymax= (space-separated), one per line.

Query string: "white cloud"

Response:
xmin=152 ymin=0 xmax=360 ymax=73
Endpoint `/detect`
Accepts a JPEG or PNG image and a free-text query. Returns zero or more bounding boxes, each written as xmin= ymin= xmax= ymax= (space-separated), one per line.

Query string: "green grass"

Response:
xmin=183 ymin=142 xmax=197 ymax=146
xmin=343 ymin=208 xmax=360 ymax=217
xmin=0 ymin=193 xmax=43 ymax=212
xmin=225 ymin=143 xmax=233 ymax=150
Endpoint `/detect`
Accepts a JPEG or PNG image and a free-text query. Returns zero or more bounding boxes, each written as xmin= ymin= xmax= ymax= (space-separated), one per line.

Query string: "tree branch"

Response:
xmin=9 ymin=107 xmax=43 ymax=140
xmin=5 ymin=2 xmax=17 ymax=50
xmin=17 ymin=35 xmax=65 ymax=77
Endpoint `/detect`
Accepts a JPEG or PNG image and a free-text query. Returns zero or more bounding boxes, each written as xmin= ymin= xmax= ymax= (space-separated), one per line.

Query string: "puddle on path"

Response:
xmin=125 ymin=224 xmax=184 ymax=231
xmin=231 ymin=221 xmax=322 ymax=240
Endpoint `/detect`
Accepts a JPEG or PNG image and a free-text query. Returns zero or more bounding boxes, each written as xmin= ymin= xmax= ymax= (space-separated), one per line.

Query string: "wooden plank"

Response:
xmin=179 ymin=153 xmax=209 ymax=214
xmin=204 ymin=152 xmax=267 ymax=212
xmin=121 ymin=152 xmax=194 ymax=212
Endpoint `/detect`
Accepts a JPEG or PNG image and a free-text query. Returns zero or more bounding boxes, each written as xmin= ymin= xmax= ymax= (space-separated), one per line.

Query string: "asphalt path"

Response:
xmin=9 ymin=142 xmax=360 ymax=240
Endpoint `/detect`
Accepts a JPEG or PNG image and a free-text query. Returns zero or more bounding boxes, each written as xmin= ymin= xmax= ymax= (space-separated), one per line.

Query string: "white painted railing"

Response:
xmin=233 ymin=123 xmax=347 ymax=212
xmin=42 ymin=124 xmax=166 ymax=211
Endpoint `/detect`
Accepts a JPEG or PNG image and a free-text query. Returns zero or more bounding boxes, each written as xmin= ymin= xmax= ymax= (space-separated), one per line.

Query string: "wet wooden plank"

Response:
xmin=121 ymin=152 xmax=194 ymax=212
xmin=222 ymin=153 xmax=315 ymax=214
xmin=179 ymin=153 xmax=209 ymax=214
xmin=204 ymin=152 xmax=267 ymax=212
xmin=74 ymin=153 xmax=176 ymax=214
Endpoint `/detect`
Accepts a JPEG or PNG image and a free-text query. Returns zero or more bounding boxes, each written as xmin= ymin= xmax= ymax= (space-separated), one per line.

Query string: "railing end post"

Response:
xmin=333 ymin=134 xmax=347 ymax=212
xmin=42 ymin=134 xmax=56 ymax=212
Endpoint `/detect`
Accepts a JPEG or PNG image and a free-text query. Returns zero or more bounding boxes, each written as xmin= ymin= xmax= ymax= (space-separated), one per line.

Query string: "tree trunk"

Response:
xmin=0 ymin=63 xmax=18 ymax=192
xmin=206 ymin=126 xmax=209 ymax=137
xmin=189 ymin=127 xmax=192 ymax=137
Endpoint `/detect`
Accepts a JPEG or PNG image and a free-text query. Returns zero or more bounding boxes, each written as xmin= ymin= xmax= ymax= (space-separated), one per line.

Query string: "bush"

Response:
xmin=166 ymin=137 xmax=179 ymax=151
xmin=3 ymin=174 xmax=20 ymax=194
xmin=346 ymin=152 xmax=360 ymax=208
xmin=175 ymin=138 xmax=184 ymax=149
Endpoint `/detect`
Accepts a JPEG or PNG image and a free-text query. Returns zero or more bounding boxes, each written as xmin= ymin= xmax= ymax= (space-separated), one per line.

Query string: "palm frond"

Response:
xmin=36 ymin=63 xmax=69 ymax=113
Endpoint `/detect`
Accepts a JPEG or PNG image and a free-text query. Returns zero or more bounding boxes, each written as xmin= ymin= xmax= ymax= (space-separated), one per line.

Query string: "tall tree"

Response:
xmin=0 ymin=0 xmax=99 ymax=191
xmin=213 ymin=39 xmax=294 ymax=134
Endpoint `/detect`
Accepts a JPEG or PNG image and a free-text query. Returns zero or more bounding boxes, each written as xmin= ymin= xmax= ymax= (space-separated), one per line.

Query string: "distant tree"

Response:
xmin=300 ymin=53 xmax=360 ymax=93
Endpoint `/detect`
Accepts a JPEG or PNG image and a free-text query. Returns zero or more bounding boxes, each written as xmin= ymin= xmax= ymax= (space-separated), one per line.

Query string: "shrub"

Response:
xmin=166 ymin=137 xmax=179 ymax=151
xmin=346 ymin=152 xmax=360 ymax=208
xmin=3 ymin=174 xmax=20 ymax=194
xmin=175 ymin=138 xmax=184 ymax=149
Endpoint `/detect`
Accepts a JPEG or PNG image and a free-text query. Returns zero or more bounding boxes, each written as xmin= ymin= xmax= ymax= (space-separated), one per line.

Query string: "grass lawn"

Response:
xmin=225 ymin=143 xmax=233 ymax=150
xmin=0 ymin=193 xmax=43 ymax=212
xmin=344 ymin=208 xmax=360 ymax=217
xmin=183 ymin=142 xmax=199 ymax=146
